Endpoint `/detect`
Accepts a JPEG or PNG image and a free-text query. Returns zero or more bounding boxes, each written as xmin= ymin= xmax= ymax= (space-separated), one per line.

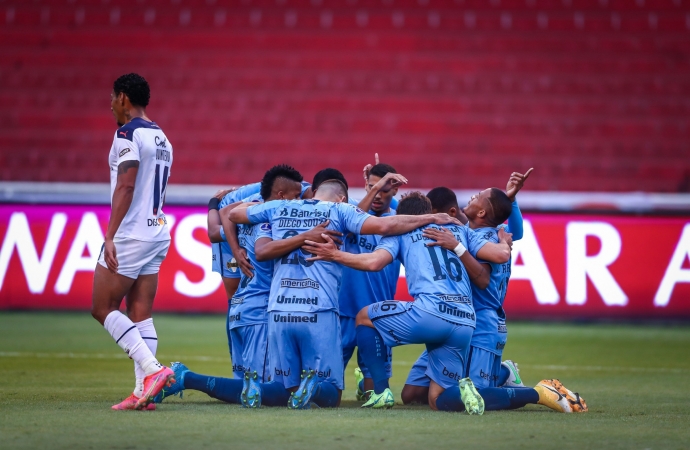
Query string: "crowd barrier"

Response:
xmin=1 ymin=204 xmax=689 ymax=319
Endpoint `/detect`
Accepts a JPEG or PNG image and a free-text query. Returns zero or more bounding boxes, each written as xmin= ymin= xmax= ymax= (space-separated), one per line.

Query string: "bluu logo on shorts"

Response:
xmin=442 ymin=367 xmax=462 ymax=381
xmin=273 ymin=313 xmax=318 ymax=323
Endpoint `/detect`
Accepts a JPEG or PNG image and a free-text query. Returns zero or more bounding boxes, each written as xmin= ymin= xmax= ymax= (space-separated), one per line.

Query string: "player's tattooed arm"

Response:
xmin=360 ymin=213 xmax=461 ymax=236
xmin=358 ymin=172 xmax=408 ymax=213
xmin=103 ymin=160 xmax=139 ymax=273
xmin=476 ymin=228 xmax=513 ymax=264
xmin=254 ymin=220 xmax=343 ymax=262
xmin=304 ymin=234 xmax=394 ymax=271
xmin=220 ymin=202 xmax=254 ymax=277
xmin=423 ymin=228 xmax=490 ymax=289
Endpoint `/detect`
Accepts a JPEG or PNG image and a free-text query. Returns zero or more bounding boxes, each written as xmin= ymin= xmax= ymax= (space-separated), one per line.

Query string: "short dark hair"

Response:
xmin=318 ymin=179 xmax=348 ymax=199
xmin=312 ymin=168 xmax=348 ymax=191
xmin=260 ymin=164 xmax=303 ymax=200
xmin=487 ymin=188 xmax=512 ymax=226
xmin=426 ymin=187 xmax=458 ymax=213
xmin=369 ymin=163 xmax=397 ymax=179
xmin=396 ymin=191 xmax=432 ymax=216
xmin=113 ymin=73 xmax=150 ymax=107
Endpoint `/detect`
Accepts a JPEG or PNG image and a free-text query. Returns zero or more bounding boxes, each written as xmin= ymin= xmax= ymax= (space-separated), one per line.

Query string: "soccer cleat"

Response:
xmin=535 ymin=379 xmax=588 ymax=413
xmin=135 ymin=366 xmax=175 ymax=410
xmin=459 ymin=377 xmax=485 ymax=415
xmin=241 ymin=370 xmax=262 ymax=408
xmin=112 ymin=394 xmax=156 ymax=411
xmin=153 ymin=361 xmax=189 ymax=403
xmin=361 ymin=388 xmax=394 ymax=409
xmin=354 ymin=367 xmax=366 ymax=401
xmin=288 ymin=370 xmax=319 ymax=410
xmin=501 ymin=360 xmax=525 ymax=387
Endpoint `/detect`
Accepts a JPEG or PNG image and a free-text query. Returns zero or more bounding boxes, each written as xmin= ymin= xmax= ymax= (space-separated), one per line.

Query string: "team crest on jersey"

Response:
xmin=483 ymin=231 xmax=495 ymax=240
xmin=260 ymin=223 xmax=272 ymax=232
xmin=119 ymin=148 xmax=131 ymax=158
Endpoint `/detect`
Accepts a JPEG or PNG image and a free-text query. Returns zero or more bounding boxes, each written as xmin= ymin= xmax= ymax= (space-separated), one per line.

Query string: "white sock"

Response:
xmin=104 ymin=311 xmax=162 ymax=376
xmin=133 ymin=318 xmax=159 ymax=397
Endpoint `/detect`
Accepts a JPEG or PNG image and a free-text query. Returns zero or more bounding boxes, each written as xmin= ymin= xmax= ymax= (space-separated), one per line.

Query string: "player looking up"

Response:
xmin=229 ymin=181 xmax=462 ymax=409
xmin=340 ymin=163 xmax=408 ymax=401
xmin=153 ymin=165 xmax=305 ymax=405
xmin=91 ymin=73 xmax=174 ymax=411
xmin=303 ymin=192 xmax=513 ymax=412
xmin=402 ymin=172 xmax=587 ymax=413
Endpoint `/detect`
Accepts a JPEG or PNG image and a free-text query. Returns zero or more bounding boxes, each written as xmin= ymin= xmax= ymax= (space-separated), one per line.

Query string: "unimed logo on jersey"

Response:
xmin=2 ymin=205 xmax=690 ymax=318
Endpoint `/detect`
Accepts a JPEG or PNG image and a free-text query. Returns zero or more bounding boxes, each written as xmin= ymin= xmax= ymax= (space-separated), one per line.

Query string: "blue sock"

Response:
xmin=258 ymin=382 xmax=292 ymax=407
xmin=356 ymin=325 xmax=389 ymax=394
xmin=183 ymin=372 xmax=242 ymax=404
xmin=497 ymin=364 xmax=510 ymax=386
xmin=312 ymin=382 xmax=339 ymax=408
xmin=358 ymin=379 xmax=364 ymax=393
xmin=478 ymin=387 xmax=539 ymax=410
xmin=435 ymin=386 xmax=464 ymax=412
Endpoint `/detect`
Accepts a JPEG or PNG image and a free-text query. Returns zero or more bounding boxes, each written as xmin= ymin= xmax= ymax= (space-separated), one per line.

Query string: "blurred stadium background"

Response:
xmin=1 ymin=0 xmax=690 ymax=317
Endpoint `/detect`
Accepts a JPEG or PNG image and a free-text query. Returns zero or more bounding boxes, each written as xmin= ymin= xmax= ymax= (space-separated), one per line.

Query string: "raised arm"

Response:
xmin=357 ymin=172 xmax=408 ymax=212
xmin=303 ymin=234 xmax=394 ymax=272
xmin=505 ymin=168 xmax=533 ymax=241
xmin=359 ymin=213 xmax=461 ymax=236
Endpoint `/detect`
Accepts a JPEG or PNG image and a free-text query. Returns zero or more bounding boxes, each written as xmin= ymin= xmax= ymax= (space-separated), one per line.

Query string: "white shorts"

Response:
xmin=98 ymin=239 xmax=170 ymax=279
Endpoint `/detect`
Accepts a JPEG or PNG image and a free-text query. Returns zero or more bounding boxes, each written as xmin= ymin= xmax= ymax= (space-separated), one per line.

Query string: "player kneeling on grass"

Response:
xmin=92 ymin=73 xmax=174 ymax=411
xmin=153 ymin=165 xmax=306 ymax=406
xmin=303 ymin=192 xmax=512 ymax=413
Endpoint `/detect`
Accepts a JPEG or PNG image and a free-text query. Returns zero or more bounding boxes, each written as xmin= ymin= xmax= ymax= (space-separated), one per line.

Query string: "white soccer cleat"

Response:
xmin=500 ymin=360 xmax=525 ymax=387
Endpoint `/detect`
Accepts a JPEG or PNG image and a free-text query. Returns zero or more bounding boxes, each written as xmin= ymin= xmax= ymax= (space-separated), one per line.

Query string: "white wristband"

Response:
xmin=453 ymin=242 xmax=467 ymax=258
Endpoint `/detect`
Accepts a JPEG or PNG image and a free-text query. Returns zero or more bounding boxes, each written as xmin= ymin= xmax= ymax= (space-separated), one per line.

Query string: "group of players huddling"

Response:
xmin=94 ymin=73 xmax=588 ymax=414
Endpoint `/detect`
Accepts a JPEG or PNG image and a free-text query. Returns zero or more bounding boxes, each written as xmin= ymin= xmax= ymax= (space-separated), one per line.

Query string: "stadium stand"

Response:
xmin=0 ymin=0 xmax=688 ymax=191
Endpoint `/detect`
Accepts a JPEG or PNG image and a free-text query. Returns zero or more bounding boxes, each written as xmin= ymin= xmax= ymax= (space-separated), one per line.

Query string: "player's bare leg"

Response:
xmin=221 ymin=277 xmax=240 ymax=300
xmin=401 ymin=385 xmax=429 ymax=405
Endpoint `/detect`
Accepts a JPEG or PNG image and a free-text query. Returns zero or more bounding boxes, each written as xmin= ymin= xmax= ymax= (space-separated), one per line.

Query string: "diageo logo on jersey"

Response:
xmin=280 ymin=278 xmax=320 ymax=290
xmin=147 ymin=216 xmax=167 ymax=227
xmin=438 ymin=294 xmax=471 ymax=304
xmin=119 ymin=148 xmax=131 ymax=158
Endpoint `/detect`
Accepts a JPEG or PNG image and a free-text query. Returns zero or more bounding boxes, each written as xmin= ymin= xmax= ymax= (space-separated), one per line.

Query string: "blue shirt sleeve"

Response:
xmin=466 ymin=227 xmax=492 ymax=258
xmin=219 ymin=226 xmax=226 ymax=242
xmin=256 ymin=222 xmax=273 ymax=241
xmin=337 ymin=203 xmax=371 ymax=235
xmin=300 ymin=182 xmax=311 ymax=199
xmin=506 ymin=199 xmax=524 ymax=241
xmin=246 ymin=200 xmax=282 ymax=224
xmin=219 ymin=182 xmax=262 ymax=208
xmin=390 ymin=197 xmax=399 ymax=210
xmin=375 ymin=235 xmax=401 ymax=262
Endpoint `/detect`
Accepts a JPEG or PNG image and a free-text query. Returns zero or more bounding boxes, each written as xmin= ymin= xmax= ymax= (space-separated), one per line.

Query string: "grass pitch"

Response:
xmin=1 ymin=313 xmax=689 ymax=449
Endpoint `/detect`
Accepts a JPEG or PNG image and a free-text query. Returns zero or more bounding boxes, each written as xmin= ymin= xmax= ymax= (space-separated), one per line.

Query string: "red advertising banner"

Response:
xmin=0 ymin=204 xmax=689 ymax=319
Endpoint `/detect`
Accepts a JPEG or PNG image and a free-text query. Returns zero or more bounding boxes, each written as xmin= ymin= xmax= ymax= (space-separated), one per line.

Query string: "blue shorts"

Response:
xmin=268 ymin=311 xmax=344 ymax=390
xmin=211 ymin=242 xmax=241 ymax=279
xmin=368 ymin=301 xmax=473 ymax=390
xmin=340 ymin=316 xmax=392 ymax=381
xmin=405 ymin=346 xmax=502 ymax=389
xmin=230 ymin=323 xmax=270 ymax=383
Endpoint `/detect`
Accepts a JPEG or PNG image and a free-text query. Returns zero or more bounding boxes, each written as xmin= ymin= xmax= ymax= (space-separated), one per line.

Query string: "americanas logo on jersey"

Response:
xmin=147 ymin=215 xmax=167 ymax=227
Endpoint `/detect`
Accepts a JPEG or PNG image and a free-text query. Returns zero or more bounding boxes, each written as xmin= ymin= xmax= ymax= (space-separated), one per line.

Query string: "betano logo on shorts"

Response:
xmin=280 ymin=278 xmax=320 ymax=290
xmin=275 ymin=294 xmax=318 ymax=305
xmin=147 ymin=216 xmax=167 ymax=227
xmin=442 ymin=367 xmax=462 ymax=381
xmin=272 ymin=313 xmax=318 ymax=323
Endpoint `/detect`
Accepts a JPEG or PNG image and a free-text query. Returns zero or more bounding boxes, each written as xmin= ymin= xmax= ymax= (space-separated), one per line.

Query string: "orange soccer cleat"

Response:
xmin=535 ymin=379 xmax=588 ymax=413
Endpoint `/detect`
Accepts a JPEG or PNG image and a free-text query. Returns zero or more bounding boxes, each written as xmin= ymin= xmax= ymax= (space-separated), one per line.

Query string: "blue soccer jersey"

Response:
xmin=227 ymin=221 xmax=274 ymax=330
xmin=338 ymin=210 xmax=401 ymax=318
xmin=245 ymin=199 xmax=370 ymax=314
xmin=376 ymin=224 xmax=488 ymax=328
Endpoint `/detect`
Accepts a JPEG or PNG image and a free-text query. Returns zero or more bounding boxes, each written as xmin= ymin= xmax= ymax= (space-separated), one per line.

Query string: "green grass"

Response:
xmin=1 ymin=313 xmax=689 ymax=449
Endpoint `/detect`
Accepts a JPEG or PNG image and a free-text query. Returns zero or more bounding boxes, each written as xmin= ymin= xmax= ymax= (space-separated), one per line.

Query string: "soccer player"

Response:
xmin=91 ymin=73 xmax=174 ymax=411
xmin=154 ymin=165 xmax=306 ymax=405
xmin=339 ymin=163 xmax=408 ymax=400
xmin=402 ymin=172 xmax=588 ymax=413
xmin=229 ymin=181 xmax=461 ymax=409
xmin=303 ymin=192 xmax=514 ymax=412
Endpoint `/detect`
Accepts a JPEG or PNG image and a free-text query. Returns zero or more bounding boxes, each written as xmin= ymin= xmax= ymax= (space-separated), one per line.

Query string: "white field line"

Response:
xmin=0 ymin=351 xmax=684 ymax=374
